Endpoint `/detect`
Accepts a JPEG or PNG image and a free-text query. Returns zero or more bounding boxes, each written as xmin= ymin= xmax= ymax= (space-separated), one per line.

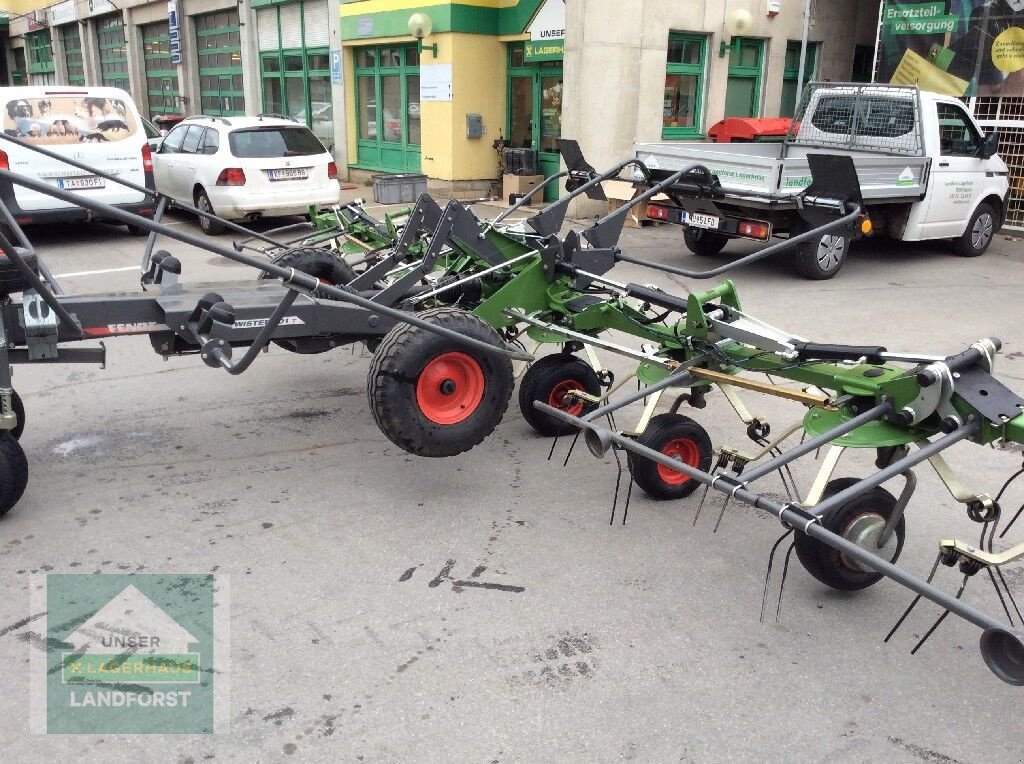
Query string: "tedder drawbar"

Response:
xmin=0 ymin=132 xmax=1023 ymax=684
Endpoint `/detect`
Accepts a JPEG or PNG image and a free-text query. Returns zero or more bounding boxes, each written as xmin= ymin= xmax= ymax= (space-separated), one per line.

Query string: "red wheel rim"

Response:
xmin=416 ymin=352 xmax=485 ymax=425
xmin=548 ymin=379 xmax=586 ymax=416
xmin=657 ymin=438 xmax=701 ymax=485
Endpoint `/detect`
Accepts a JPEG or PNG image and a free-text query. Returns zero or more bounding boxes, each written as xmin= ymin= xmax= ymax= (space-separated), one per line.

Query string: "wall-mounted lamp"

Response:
xmin=719 ymin=8 xmax=754 ymax=57
xmin=408 ymin=12 xmax=438 ymax=58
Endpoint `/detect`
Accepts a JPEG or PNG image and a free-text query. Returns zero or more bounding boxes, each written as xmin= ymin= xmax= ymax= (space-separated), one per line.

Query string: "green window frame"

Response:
xmin=96 ymin=14 xmax=129 ymax=89
xmin=195 ymin=10 xmax=244 ymax=116
xmin=61 ymin=25 xmax=85 ymax=86
xmin=353 ymin=44 xmax=421 ymax=172
xmin=662 ymin=33 xmax=707 ymax=139
xmin=142 ymin=22 xmax=180 ymax=115
xmin=26 ymin=31 xmax=54 ymax=75
xmin=780 ymin=41 xmax=818 ymax=118
xmin=724 ymin=38 xmax=764 ymax=119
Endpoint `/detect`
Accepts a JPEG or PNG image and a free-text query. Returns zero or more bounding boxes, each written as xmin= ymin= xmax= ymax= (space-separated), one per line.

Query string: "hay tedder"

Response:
xmin=0 ymin=131 xmax=1023 ymax=684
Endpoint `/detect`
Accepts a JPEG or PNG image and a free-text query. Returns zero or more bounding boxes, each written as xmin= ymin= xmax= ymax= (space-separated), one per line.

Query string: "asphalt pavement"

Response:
xmin=2 ymin=204 xmax=1024 ymax=762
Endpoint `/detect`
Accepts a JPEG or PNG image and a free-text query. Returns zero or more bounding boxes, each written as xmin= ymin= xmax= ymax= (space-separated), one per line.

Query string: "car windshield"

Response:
xmin=228 ymin=126 xmax=325 ymax=158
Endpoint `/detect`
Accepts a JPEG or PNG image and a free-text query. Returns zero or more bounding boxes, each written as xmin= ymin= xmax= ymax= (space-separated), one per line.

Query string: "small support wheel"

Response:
xmin=627 ymin=413 xmax=714 ymax=500
xmin=0 ymin=432 xmax=28 ymax=518
xmin=795 ymin=477 xmax=905 ymax=591
xmin=367 ymin=307 xmax=514 ymax=457
xmin=518 ymin=353 xmax=602 ymax=436
xmin=259 ymin=247 xmax=358 ymax=354
xmin=684 ymin=228 xmax=729 ymax=257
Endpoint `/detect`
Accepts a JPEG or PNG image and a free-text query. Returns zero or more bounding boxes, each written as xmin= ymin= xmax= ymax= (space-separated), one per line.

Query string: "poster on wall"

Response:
xmin=877 ymin=1 xmax=1024 ymax=96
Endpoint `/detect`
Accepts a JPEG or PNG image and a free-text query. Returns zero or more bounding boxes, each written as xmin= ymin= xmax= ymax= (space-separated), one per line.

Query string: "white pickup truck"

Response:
xmin=635 ymin=83 xmax=1010 ymax=279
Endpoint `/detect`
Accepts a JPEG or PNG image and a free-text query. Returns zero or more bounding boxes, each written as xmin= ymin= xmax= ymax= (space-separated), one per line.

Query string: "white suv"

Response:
xmin=151 ymin=115 xmax=341 ymax=234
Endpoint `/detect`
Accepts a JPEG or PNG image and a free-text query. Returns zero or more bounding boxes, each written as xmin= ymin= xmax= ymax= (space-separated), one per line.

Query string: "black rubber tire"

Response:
xmin=684 ymin=227 xmax=729 ymax=257
xmin=367 ymin=307 xmax=514 ymax=457
xmin=10 ymin=389 xmax=24 ymax=441
xmin=518 ymin=354 xmax=602 ymax=436
xmin=259 ymin=247 xmax=358 ymax=354
xmin=627 ymin=413 xmax=714 ymax=501
xmin=953 ymin=202 xmax=997 ymax=257
xmin=0 ymin=432 xmax=28 ymax=518
xmin=794 ymin=478 xmax=905 ymax=591
xmin=126 ymin=223 xmax=149 ymax=237
xmin=0 ymin=249 xmax=39 ymax=295
xmin=790 ymin=219 xmax=850 ymax=280
xmin=195 ymin=189 xmax=226 ymax=235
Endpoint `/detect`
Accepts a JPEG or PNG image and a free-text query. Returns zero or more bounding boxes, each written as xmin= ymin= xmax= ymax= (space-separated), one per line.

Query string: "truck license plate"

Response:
xmin=268 ymin=168 xmax=309 ymax=181
xmin=58 ymin=176 xmax=105 ymax=190
xmin=684 ymin=212 xmax=720 ymax=230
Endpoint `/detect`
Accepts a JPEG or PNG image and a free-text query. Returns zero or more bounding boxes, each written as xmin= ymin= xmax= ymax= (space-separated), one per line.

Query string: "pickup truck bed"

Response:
xmin=634 ymin=141 xmax=930 ymax=209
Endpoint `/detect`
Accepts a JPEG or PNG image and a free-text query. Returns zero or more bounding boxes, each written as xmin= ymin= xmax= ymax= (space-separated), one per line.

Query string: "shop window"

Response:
xmin=780 ymin=41 xmax=819 ymax=118
xmin=662 ymin=33 xmax=707 ymax=139
xmin=61 ymin=25 xmax=85 ymax=86
xmin=195 ymin=10 xmax=244 ymax=116
xmin=724 ymin=38 xmax=764 ymax=119
xmin=852 ymin=45 xmax=875 ymax=83
xmin=142 ymin=21 xmax=180 ymax=116
xmin=26 ymin=31 xmax=55 ymax=86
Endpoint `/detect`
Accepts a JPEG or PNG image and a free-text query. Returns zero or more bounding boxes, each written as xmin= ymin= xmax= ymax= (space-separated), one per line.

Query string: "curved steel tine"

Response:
xmin=775 ymin=540 xmax=797 ymax=623
xmin=693 ymin=482 xmax=713 ymax=528
xmin=609 ymin=447 xmax=624 ymax=526
xmin=547 ymin=433 xmax=561 ymax=462
xmin=995 ymin=567 xmax=1024 ymax=624
xmin=563 ymin=431 xmax=581 ymax=467
xmin=885 ymin=553 xmax=943 ymax=643
xmin=999 ymin=501 xmax=1024 ymax=539
xmin=987 ymin=567 xmax=1016 ymax=626
xmin=712 ymin=497 xmax=731 ymax=534
xmin=760 ymin=529 xmax=794 ymax=624
xmin=621 ymin=475 xmax=634 ymax=526
xmin=910 ymin=574 xmax=970 ymax=655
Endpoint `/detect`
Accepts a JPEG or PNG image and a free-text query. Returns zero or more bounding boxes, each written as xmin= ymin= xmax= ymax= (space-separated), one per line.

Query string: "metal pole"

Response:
xmin=872 ymin=0 xmax=885 ymax=83
xmin=795 ymin=0 xmax=813 ymax=108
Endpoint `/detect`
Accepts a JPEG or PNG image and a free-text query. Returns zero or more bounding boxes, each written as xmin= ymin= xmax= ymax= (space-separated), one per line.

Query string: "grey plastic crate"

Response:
xmin=371 ymin=173 xmax=428 ymax=204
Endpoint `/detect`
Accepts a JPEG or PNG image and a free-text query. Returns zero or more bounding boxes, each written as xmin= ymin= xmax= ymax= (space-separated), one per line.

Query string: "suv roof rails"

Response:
xmin=185 ymin=115 xmax=233 ymax=127
xmin=256 ymin=113 xmax=298 ymax=123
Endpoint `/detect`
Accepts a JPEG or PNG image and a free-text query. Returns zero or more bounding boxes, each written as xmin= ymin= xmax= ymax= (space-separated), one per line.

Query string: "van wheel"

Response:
xmin=790 ymin=220 xmax=849 ymax=280
xmin=195 ymin=189 xmax=226 ymax=236
xmin=953 ymin=202 xmax=996 ymax=257
xmin=684 ymin=228 xmax=729 ymax=257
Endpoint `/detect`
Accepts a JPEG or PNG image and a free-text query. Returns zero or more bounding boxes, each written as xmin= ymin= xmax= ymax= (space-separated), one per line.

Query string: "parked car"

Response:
xmin=365 ymin=100 xmax=402 ymax=142
xmin=151 ymin=115 xmax=341 ymax=235
xmin=296 ymin=101 xmax=334 ymax=150
xmin=0 ymin=85 xmax=155 ymax=236
xmin=141 ymin=117 xmax=163 ymax=154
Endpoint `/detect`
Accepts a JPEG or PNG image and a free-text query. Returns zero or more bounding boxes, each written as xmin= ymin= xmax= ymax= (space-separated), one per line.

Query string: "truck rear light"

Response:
xmin=216 ymin=168 xmax=246 ymax=186
xmin=647 ymin=204 xmax=670 ymax=220
xmin=327 ymin=161 xmax=338 ymax=180
xmin=0 ymin=150 xmax=8 ymax=171
xmin=738 ymin=220 xmax=771 ymax=240
xmin=141 ymin=143 xmax=153 ymax=173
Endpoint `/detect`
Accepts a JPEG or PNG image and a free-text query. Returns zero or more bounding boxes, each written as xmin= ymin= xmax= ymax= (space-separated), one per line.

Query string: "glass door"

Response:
xmin=507 ymin=46 xmax=563 ymax=201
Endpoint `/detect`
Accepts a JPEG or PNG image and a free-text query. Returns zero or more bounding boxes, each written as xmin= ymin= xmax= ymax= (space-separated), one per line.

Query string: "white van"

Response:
xmin=0 ymin=86 xmax=155 ymax=234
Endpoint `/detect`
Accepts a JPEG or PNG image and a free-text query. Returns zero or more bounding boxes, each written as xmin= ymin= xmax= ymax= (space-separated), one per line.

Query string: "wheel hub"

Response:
xmin=816 ymin=235 xmax=845 ymax=271
xmin=656 ymin=438 xmax=700 ymax=486
xmin=841 ymin=513 xmax=898 ymax=572
xmin=548 ymin=379 xmax=585 ymax=416
xmin=972 ymin=213 xmax=994 ymax=250
xmin=415 ymin=352 xmax=486 ymax=425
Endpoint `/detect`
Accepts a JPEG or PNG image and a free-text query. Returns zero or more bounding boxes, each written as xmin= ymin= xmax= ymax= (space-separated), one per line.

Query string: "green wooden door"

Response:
xmin=354 ymin=45 xmax=421 ymax=172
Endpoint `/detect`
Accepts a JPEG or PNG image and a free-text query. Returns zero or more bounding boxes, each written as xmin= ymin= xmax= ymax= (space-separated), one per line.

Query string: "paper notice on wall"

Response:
xmin=420 ymin=64 xmax=453 ymax=102
xmin=890 ymin=48 xmax=970 ymax=96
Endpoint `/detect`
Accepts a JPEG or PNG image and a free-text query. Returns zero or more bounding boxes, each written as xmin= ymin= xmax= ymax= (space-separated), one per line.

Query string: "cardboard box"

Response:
xmin=605 ymin=180 xmax=668 ymax=228
xmin=503 ymin=173 xmax=544 ymax=201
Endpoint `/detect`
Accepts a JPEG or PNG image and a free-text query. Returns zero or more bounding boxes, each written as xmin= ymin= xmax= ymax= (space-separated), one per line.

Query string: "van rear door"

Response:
xmin=1 ymin=90 xmax=148 ymax=212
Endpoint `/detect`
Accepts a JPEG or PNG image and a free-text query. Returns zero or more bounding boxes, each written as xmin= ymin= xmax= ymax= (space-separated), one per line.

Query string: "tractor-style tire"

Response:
xmin=260 ymin=247 xmax=358 ymax=354
xmin=794 ymin=477 xmax=905 ymax=591
xmin=684 ymin=227 xmax=729 ymax=257
xmin=518 ymin=354 xmax=602 ymax=436
xmin=0 ymin=432 xmax=28 ymax=518
xmin=367 ymin=307 xmax=514 ymax=457
xmin=953 ymin=202 xmax=996 ymax=257
xmin=627 ymin=413 xmax=714 ymax=501
xmin=0 ymin=248 xmax=39 ymax=296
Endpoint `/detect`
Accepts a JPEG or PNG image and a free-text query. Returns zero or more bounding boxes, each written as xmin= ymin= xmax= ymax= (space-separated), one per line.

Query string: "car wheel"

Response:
xmin=683 ymin=227 xmax=729 ymax=257
xmin=790 ymin=219 xmax=849 ymax=280
xmin=126 ymin=223 xmax=149 ymax=237
xmin=953 ymin=202 xmax=996 ymax=257
xmin=195 ymin=189 xmax=226 ymax=235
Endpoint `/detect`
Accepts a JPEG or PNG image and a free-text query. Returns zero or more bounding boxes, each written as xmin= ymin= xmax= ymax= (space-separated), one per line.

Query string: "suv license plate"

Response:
xmin=269 ymin=168 xmax=309 ymax=181
xmin=684 ymin=212 xmax=720 ymax=230
xmin=58 ymin=176 xmax=105 ymax=190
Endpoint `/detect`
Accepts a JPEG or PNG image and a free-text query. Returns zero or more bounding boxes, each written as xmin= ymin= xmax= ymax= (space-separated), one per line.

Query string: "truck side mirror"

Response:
xmin=979 ymin=131 xmax=999 ymax=160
